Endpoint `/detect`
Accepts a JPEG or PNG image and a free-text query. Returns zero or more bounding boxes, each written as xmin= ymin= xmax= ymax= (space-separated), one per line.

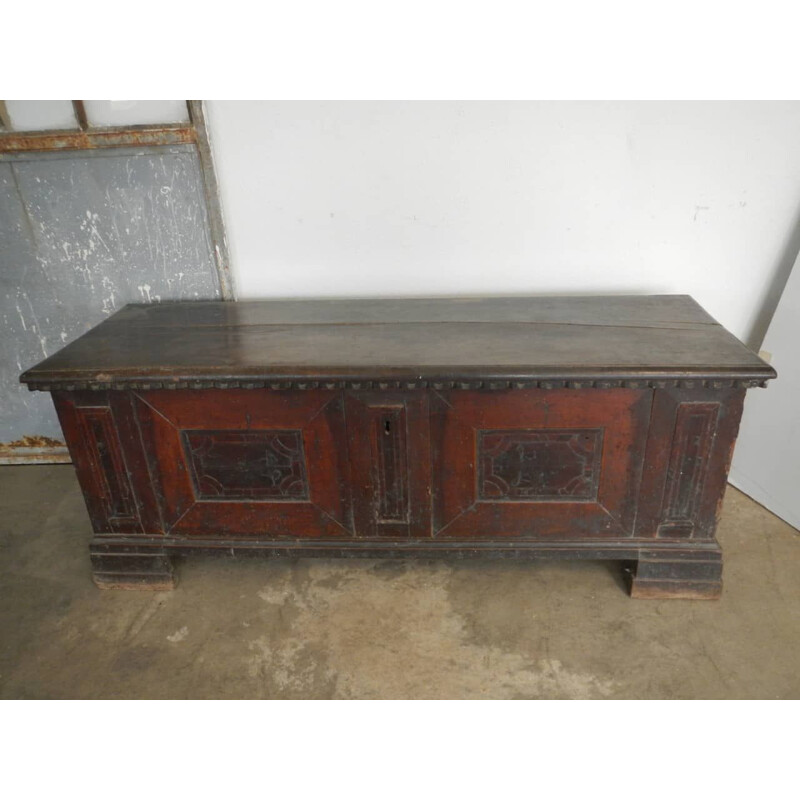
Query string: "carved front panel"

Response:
xmin=479 ymin=429 xmax=603 ymax=501
xmin=131 ymin=389 xmax=353 ymax=538
xmin=183 ymin=430 xmax=309 ymax=500
xmin=432 ymin=389 xmax=652 ymax=538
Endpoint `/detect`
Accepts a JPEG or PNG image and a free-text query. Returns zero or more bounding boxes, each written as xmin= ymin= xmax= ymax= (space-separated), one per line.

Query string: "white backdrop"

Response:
xmin=206 ymin=101 xmax=800 ymax=347
xmin=729 ymin=247 xmax=800 ymax=530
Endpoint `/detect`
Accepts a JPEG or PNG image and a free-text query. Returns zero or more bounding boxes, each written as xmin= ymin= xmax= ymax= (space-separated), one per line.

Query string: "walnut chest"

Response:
xmin=20 ymin=295 xmax=775 ymax=598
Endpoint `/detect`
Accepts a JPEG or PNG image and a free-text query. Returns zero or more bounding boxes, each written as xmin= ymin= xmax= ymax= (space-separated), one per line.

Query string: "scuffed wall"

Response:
xmin=1 ymin=144 xmax=221 ymax=461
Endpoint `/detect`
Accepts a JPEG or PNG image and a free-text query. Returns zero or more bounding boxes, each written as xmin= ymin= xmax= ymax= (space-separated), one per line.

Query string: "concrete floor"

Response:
xmin=1 ymin=465 xmax=799 ymax=699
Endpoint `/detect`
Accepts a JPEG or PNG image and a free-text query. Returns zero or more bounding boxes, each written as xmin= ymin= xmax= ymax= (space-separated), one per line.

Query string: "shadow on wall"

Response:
xmin=747 ymin=199 xmax=800 ymax=350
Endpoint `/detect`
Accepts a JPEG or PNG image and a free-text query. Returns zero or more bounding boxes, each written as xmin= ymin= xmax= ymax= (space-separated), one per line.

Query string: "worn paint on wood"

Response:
xmin=1 ymin=144 xmax=221 ymax=462
xmin=25 ymin=296 xmax=767 ymax=597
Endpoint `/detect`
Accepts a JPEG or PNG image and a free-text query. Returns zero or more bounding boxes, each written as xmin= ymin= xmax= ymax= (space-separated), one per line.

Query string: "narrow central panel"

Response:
xmin=345 ymin=391 xmax=432 ymax=538
xmin=373 ymin=408 xmax=409 ymax=522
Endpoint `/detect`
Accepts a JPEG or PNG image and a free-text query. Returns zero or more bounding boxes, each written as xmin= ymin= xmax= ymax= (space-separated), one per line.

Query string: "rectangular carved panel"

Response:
xmin=434 ymin=390 xmax=650 ymax=538
xmin=77 ymin=407 xmax=138 ymax=525
xmin=132 ymin=390 xmax=352 ymax=538
xmin=479 ymin=429 xmax=603 ymax=501
xmin=183 ymin=429 xmax=309 ymax=500
xmin=658 ymin=402 xmax=720 ymax=537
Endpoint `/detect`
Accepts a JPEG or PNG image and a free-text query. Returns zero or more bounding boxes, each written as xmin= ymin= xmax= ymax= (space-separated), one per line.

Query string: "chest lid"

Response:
xmin=20 ymin=294 xmax=776 ymax=391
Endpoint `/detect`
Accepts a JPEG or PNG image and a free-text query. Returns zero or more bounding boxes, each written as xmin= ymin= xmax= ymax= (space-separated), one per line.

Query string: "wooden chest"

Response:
xmin=20 ymin=295 xmax=775 ymax=598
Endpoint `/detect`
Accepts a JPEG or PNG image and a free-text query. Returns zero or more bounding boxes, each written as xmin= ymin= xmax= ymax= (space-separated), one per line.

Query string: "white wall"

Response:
xmin=729 ymin=247 xmax=800 ymax=530
xmin=206 ymin=101 xmax=800 ymax=345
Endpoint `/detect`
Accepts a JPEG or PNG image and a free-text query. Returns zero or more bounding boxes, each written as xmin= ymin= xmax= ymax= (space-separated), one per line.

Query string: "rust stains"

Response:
xmin=0 ymin=125 xmax=196 ymax=154
xmin=3 ymin=435 xmax=65 ymax=448
xmin=0 ymin=436 xmax=70 ymax=464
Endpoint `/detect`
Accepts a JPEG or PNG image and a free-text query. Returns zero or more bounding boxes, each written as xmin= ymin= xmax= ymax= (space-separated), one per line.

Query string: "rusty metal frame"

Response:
xmin=187 ymin=100 xmax=235 ymax=300
xmin=72 ymin=100 xmax=89 ymax=131
xmin=0 ymin=441 xmax=70 ymax=465
xmin=0 ymin=100 xmax=198 ymax=153
xmin=0 ymin=123 xmax=197 ymax=153
xmin=0 ymin=102 xmax=230 ymax=296
xmin=2 ymin=100 xmax=234 ymax=463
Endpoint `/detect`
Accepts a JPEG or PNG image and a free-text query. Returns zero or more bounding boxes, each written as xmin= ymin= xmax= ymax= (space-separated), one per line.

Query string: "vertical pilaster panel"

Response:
xmin=636 ymin=388 xmax=745 ymax=540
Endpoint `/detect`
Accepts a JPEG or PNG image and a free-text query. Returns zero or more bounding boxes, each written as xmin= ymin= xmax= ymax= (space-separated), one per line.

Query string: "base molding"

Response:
xmin=90 ymin=543 xmax=175 ymax=590
xmin=629 ymin=548 xmax=723 ymax=599
xmin=88 ymin=536 xmax=723 ymax=597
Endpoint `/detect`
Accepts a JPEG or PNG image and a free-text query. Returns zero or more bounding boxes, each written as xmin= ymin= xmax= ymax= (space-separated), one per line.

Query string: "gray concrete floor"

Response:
xmin=1 ymin=464 xmax=799 ymax=699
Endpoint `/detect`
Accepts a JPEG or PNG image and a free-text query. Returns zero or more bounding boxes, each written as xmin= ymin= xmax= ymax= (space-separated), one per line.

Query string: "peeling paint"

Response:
xmin=1 ymin=147 xmax=222 ymax=451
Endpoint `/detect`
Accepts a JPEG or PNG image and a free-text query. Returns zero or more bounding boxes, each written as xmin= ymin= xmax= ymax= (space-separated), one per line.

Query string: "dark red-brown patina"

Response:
xmin=20 ymin=295 xmax=775 ymax=598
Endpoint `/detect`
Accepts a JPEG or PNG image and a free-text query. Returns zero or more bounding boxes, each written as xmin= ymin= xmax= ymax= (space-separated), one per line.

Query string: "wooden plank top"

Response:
xmin=20 ymin=295 xmax=776 ymax=389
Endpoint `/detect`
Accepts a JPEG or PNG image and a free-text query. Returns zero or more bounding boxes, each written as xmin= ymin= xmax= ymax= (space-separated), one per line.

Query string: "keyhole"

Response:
xmin=384 ymin=418 xmax=391 ymax=435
